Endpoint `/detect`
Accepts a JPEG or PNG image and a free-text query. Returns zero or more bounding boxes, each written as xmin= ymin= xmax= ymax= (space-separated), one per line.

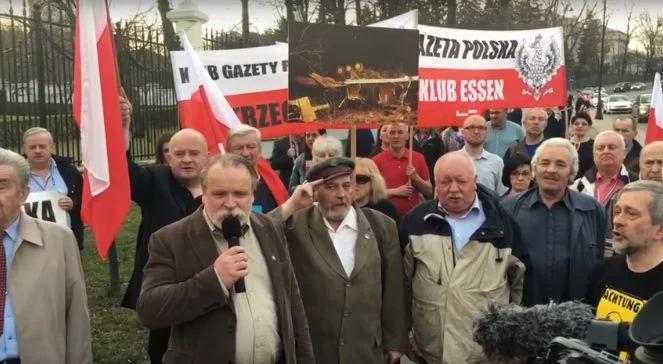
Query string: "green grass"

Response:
xmin=81 ymin=204 xmax=149 ymax=364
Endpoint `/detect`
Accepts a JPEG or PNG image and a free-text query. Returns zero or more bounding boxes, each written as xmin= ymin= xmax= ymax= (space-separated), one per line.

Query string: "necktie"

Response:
xmin=0 ymin=230 xmax=6 ymax=336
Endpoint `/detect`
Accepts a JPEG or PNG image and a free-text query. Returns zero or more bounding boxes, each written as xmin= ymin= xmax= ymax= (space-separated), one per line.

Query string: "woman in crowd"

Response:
xmin=154 ymin=132 xmax=174 ymax=165
xmin=500 ymin=154 xmax=534 ymax=199
xmin=569 ymin=111 xmax=595 ymax=178
xmin=369 ymin=124 xmax=391 ymax=157
xmin=311 ymin=135 xmax=344 ymax=165
xmin=289 ymin=129 xmax=326 ymax=193
xmin=354 ymin=158 xmax=401 ymax=227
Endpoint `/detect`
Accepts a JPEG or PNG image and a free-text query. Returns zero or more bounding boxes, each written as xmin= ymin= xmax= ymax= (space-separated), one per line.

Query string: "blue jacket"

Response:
xmin=502 ymin=187 xmax=606 ymax=306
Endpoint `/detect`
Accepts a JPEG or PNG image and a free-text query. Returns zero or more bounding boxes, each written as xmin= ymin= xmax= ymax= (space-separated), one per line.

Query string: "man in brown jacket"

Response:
xmin=272 ymin=157 xmax=408 ymax=364
xmin=137 ymin=154 xmax=314 ymax=364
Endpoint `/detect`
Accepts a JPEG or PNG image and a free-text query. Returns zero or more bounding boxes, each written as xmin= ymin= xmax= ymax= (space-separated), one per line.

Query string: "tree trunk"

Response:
xmin=241 ymin=0 xmax=250 ymax=43
xmin=157 ymin=0 xmax=179 ymax=51
xmin=335 ymin=0 xmax=346 ymax=24
xmin=286 ymin=0 xmax=294 ymax=23
xmin=355 ymin=0 xmax=361 ymax=25
xmin=447 ymin=0 xmax=457 ymax=26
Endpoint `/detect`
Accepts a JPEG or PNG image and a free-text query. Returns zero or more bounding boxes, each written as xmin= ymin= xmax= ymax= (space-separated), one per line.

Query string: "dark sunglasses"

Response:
xmin=355 ymin=175 xmax=371 ymax=184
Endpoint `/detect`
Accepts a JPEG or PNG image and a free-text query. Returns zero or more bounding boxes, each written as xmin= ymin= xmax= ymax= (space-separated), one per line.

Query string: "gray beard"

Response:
xmin=318 ymin=204 xmax=349 ymax=223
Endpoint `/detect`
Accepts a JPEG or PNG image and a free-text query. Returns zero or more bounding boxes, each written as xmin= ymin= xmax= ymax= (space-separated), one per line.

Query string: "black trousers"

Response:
xmin=148 ymin=327 xmax=171 ymax=364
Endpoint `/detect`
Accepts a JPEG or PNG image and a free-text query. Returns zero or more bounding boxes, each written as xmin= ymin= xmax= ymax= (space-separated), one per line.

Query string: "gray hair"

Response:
xmin=200 ymin=153 xmax=258 ymax=191
xmin=616 ymin=180 xmax=663 ymax=225
xmin=227 ymin=124 xmax=261 ymax=145
xmin=531 ymin=138 xmax=579 ymax=180
xmin=433 ymin=151 xmax=477 ymax=177
xmin=0 ymin=147 xmax=31 ymax=188
xmin=22 ymin=127 xmax=53 ymax=145
xmin=312 ymin=136 xmax=343 ymax=158
xmin=594 ymin=130 xmax=626 ymax=150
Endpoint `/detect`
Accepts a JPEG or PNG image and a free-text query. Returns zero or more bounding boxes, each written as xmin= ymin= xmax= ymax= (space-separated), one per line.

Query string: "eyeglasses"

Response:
xmin=355 ymin=175 xmax=371 ymax=184
xmin=511 ymin=171 xmax=531 ymax=177
xmin=464 ymin=126 xmax=487 ymax=132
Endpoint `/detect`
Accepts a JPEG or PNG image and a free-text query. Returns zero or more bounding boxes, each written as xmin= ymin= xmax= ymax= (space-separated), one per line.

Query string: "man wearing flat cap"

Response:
xmin=270 ymin=157 xmax=408 ymax=364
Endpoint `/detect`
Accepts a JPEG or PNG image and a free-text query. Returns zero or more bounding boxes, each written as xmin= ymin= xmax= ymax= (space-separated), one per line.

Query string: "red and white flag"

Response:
xmin=176 ymin=32 xmax=289 ymax=204
xmin=73 ymin=0 xmax=130 ymax=259
xmin=645 ymin=73 xmax=663 ymax=144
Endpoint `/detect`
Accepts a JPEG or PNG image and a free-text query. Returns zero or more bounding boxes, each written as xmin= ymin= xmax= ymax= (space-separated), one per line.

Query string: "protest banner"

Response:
xmin=23 ymin=191 xmax=70 ymax=227
xmin=418 ymin=25 xmax=567 ymax=126
xmin=171 ymin=43 xmax=310 ymax=139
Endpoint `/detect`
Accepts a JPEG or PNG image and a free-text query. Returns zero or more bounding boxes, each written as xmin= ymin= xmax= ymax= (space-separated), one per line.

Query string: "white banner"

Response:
xmin=170 ymin=43 xmax=288 ymax=100
xmin=23 ymin=191 xmax=70 ymax=227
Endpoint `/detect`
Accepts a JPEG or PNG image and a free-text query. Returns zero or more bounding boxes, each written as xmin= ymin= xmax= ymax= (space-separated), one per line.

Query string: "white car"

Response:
xmin=603 ymin=94 xmax=633 ymax=114
xmin=591 ymin=90 xmax=609 ymax=106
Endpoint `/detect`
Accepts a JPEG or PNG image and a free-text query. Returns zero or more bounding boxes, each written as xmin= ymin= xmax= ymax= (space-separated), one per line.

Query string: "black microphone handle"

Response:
xmin=227 ymin=237 xmax=246 ymax=293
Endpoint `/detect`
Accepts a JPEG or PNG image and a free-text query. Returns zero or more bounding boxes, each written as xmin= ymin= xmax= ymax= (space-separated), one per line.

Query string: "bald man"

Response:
xmin=119 ymin=96 xmax=210 ymax=363
xmin=639 ymin=142 xmax=663 ymax=182
xmin=460 ymin=115 xmax=507 ymax=194
xmin=401 ymin=151 xmax=527 ymax=363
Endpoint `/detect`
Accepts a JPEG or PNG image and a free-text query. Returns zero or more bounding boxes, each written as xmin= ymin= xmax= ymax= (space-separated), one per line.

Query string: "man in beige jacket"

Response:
xmin=0 ymin=147 xmax=91 ymax=364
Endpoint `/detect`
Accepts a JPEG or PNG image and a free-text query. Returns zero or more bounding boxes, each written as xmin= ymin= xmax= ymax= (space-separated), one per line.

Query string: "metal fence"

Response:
xmin=0 ymin=2 xmax=179 ymax=163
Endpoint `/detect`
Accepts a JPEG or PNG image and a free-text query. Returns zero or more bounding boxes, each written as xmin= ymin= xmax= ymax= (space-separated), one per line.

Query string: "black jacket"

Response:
xmin=270 ymin=137 xmax=304 ymax=188
xmin=624 ymin=140 xmax=643 ymax=174
xmin=53 ymin=155 xmax=84 ymax=249
xmin=121 ymin=154 xmax=201 ymax=310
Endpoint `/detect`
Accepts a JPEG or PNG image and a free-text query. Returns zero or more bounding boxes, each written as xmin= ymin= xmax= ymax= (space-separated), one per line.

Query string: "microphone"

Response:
xmin=221 ymin=215 xmax=246 ymax=293
xmin=473 ymin=301 xmax=594 ymax=362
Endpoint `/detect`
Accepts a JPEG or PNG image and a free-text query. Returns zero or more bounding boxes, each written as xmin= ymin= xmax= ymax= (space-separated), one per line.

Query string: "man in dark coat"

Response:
xmin=137 ymin=154 xmax=314 ymax=364
xmin=22 ymin=127 xmax=84 ymax=249
xmin=271 ymin=157 xmax=408 ymax=364
xmin=119 ymin=97 xmax=209 ymax=364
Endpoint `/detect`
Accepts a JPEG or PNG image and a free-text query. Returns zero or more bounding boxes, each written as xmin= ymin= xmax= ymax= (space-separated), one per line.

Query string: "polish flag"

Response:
xmin=645 ymin=73 xmax=663 ymax=144
xmin=73 ymin=0 xmax=130 ymax=259
xmin=177 ymin=32 xmax=289 ymax=204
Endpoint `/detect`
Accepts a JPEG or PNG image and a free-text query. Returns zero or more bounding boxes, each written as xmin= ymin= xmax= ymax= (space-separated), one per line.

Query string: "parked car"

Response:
xmin=632 ymin=93 xmax=652 ymax=123
xmin=613 ymin=82 xmax=631 ymax=92
xmin=591 ymin=90 xmax=610 ymax=106
xmin=603 ymin=94 xmax=633 ymax=114
xmin=630 ymin=82 xmax=648 ymax=91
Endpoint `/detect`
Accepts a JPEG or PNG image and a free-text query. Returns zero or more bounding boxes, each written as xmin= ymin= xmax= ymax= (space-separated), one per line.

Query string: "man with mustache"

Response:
xmin=503 ymin=138 xmax=606 ymax=306
xmin=572 ymin=130 xmax=638 ymax=208
xmin=639 ymin=141 xmax=663 ymax=182
xmin=272 ymin=157 xmax=408 ymax=364
xmin=586 ymin=181 xmax=663 ymax=354
xmin=137 ymin=154 xmax=315 ymax=364
xmin=21 ymin=127 xmax=84 ymax=249
xmin=400 ymin=151 xmax=528 ymax=363
xmin=503 ymin=107 xmax=548 ymax=166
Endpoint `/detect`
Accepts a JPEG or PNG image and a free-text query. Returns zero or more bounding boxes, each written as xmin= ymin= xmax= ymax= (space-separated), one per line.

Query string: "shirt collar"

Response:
xmin=322 ymin=205 xmax=358 ymax=232
xmin=597 ymin=165 xmax=627 ymax=181
xmin=4 ymin=214 xmax=21 ymax=242
xmin=437 ymin=193 xmax=483 ymax=219
xmin=526 ymin=188 xmax=573 ymax=209
xmin=462 ymin=146 xmax=488 ymax=160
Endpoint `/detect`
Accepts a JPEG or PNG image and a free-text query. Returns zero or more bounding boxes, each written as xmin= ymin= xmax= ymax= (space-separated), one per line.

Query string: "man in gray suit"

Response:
xmin=272 ymin=157 xmax=408 ymax=364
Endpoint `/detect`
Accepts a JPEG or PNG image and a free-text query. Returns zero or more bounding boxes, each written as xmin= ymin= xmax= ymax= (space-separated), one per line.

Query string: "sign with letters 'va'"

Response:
xmin=23 ymin=191 xmax=70 ymax=227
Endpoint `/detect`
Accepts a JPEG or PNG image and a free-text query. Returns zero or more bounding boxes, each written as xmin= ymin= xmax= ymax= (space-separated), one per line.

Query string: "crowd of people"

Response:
xmin=1 ymin=99 xmax=662 ymax=364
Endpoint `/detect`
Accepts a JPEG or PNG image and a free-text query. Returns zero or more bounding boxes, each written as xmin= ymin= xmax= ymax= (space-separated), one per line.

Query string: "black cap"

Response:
xmin=306 ymin=157 xmax=355 ymax=182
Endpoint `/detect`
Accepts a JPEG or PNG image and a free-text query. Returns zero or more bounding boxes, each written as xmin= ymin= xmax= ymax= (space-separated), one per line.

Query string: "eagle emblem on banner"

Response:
xmin=515 ymin=34 xmax=562 ymax=100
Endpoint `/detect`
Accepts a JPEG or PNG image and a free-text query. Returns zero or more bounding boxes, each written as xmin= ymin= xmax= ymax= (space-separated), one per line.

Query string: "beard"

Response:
xmin=319 ymin=203 xmax=350 ymax=223
xmin=212 ymin=208 xmax=249 ymax=228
